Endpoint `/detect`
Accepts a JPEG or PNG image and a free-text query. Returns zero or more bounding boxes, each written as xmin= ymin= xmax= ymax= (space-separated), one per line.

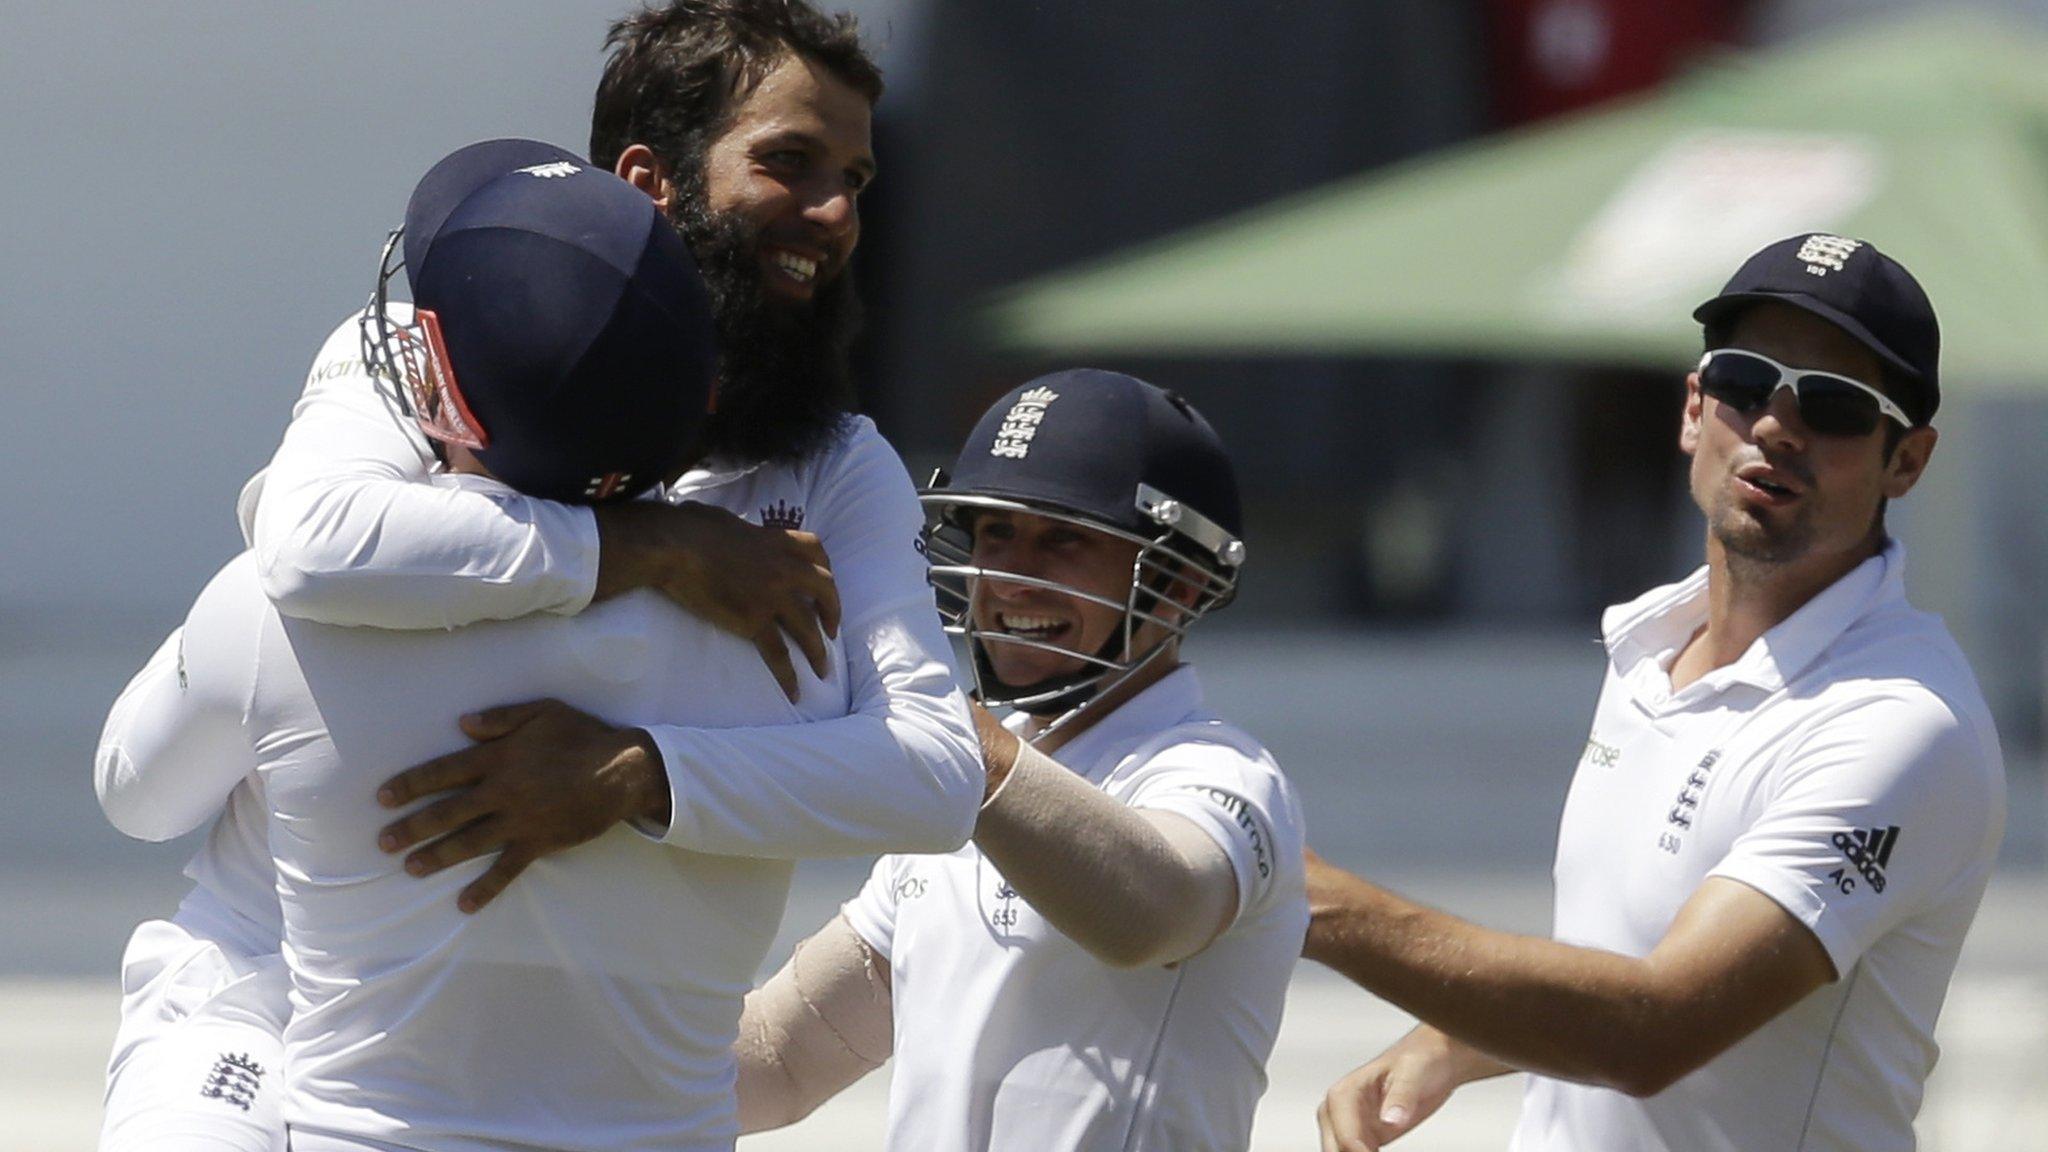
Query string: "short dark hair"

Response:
xmin=1701 ymin=312 xmax=1911 ymax=458
xmin=589 ymin=0 xmax=882 ymax=182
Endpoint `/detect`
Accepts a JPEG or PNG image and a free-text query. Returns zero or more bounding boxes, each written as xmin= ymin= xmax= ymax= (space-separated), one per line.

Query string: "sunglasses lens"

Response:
xmin=1703 ymin=352 xmax=1886 ymax=437
xmin=1699 ymin=353 xmax=1777 ymax=412
xmin=1791 ymin=376 xmax=1883 ymax=437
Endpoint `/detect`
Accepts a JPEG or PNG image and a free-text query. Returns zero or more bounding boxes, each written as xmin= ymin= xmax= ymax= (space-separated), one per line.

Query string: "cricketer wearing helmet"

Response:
xmin=732 ymin=370 xmax=1312 ymax=1152
xmin=94 ymin=143 xmax=975 ymax=1152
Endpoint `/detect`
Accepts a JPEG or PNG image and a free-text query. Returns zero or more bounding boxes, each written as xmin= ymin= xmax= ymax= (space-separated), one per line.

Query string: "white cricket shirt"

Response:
xmin=1511 ymin=542 xmax=2005 ymax=1152
xmin=239 ymin=308 xmax=980 ymax=859
xmin=105 ymin=305 xmax=980 ymax=1152
xmin=844 ymin=667 xmax=1310 ymax=1152
xmin=171 ymin=532 xmax=960 ymax=1152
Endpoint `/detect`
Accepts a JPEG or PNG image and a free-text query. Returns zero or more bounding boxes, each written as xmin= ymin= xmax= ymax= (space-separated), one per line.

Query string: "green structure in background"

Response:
xmin=986 ymin=11 xmax=2048 ymax=395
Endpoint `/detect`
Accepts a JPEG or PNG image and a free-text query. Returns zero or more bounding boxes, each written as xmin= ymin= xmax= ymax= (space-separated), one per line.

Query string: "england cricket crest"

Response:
xmin=989 ymin=387 xmax=1059 ymax=459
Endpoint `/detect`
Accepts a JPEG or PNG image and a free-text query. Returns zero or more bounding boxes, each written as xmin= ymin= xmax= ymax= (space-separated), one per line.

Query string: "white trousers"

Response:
xmin=100 ymin=917 xmax=290 ymax=1152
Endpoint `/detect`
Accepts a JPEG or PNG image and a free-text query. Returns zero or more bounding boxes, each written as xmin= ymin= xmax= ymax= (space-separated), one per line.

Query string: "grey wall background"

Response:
xmin=0 ymin=1 xmax=922 ymax=630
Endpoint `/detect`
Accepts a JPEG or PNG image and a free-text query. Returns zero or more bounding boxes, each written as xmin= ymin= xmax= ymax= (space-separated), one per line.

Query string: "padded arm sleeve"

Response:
xmin=735 ymin=915 xmax=892 ymax=1133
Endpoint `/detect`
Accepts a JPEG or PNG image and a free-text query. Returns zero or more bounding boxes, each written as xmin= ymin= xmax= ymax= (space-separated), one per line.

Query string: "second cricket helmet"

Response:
xmin=364 ymin=138 xmax=717 ymax=503
xmin=921 ymin=369 xmax=1246 ymax=731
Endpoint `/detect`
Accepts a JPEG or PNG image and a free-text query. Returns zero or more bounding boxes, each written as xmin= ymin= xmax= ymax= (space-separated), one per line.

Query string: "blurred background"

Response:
xmin=4 ymin=1 xmax=2044 ymax=1148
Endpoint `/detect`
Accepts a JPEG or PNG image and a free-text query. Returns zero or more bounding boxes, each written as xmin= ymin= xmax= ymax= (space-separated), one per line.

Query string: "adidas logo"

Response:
xmin=1831 ymin=825 xmax=1899 ymax=893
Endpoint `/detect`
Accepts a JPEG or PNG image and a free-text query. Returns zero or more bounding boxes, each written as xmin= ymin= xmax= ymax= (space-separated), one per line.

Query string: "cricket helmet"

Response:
xmin=921 ymin=369 xmax=1245 ymax=733
xmin=363 ymin=138 xmax=716 ymax=503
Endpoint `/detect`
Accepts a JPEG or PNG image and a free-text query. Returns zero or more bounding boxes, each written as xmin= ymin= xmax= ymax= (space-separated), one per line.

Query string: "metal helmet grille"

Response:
xmin=360 ymin=228 xmax=486 ymax=452
xmin=920 ymin=489 xmax=1242 ymax=741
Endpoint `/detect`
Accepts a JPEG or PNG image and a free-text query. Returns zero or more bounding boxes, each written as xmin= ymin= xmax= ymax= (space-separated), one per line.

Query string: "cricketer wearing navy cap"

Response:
xmin=1694 ymin=232 xmax=1940 ymax=427
xmin=733 ymin=371 xmax=1310 ymax=1152
xmin=1306 ymin=236 xmax=2000 ymax=1152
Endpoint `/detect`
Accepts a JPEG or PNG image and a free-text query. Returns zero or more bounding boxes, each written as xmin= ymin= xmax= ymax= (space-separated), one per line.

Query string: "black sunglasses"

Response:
xmin=1697 ymin=349 xmax=1912 ymax=438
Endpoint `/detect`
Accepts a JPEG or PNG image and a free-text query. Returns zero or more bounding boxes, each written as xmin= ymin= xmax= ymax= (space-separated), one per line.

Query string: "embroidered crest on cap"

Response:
xmin=1795 ymin=234 xmax=1861 ymax=276
xmin=990 ymin=387 xmax=1059 ymax=460
xmin=517 ymin=161 xmax=581 ymax=179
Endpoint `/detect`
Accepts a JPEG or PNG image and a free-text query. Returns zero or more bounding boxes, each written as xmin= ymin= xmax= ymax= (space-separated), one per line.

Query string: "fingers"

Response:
xmin=400 ymin=817 xmax=507 ymax=878
xmin=458 ymin=698 xmax=558 ymax=742
xmin=804 ymin=560 xmax=841 ymax=641
xmin=379 ymin=789 xmax=494 ymax=854
xmin=783 ymin=606 xmax=831 ymax=683
xmin=1320 ymin=1064 xmax=1388 ymax=1152
xmin=755 ymin=632 xmax=800 ymax=703
xmin=378 ymin=745 xmax=489 ymax=808
xmin=1375 ymin=1084 xmax=1417 ymax=1138
xmin=457 ymin=848 xmax=534 ymax=915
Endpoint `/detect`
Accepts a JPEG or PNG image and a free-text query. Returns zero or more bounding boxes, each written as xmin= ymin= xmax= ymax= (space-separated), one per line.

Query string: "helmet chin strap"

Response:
xmin=973 ymin=625 xmax=1179 ymax=748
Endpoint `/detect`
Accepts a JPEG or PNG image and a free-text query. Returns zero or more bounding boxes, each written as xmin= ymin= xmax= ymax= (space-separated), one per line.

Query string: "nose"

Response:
xmin=801 ymin=180 xmax=858 ymax=241
xmin=1748 ymin=383 xmax=1811 ymax=451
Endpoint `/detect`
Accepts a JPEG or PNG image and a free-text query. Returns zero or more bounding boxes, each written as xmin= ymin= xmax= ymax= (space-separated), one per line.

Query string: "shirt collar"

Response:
xmin=1605 ymin=539 xmax=1907 ymax=702
xmin=1039 ymin=664 xmax=1208 ymax=782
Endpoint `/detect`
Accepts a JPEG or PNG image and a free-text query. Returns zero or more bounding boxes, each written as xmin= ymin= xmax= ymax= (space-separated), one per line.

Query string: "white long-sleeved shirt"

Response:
xmin=106 ymin=307 xmax=980 ymax=858
xmin=167 ymin=514 xmax=952 ymax=1152
xmin=243 ymin=307 xmax=980 ymax=855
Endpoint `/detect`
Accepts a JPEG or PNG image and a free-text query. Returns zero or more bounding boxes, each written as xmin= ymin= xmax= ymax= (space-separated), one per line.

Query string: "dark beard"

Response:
xmin=667 ymin=200 xmax=861 ymax=466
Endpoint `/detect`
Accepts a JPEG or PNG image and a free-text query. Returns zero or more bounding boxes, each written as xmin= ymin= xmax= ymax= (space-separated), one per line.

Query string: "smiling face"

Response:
xmin=1681 ymin=301 xmax=1935 ymax=584
xmin=698 ymin=51 xmax=874 ymax=305
xmin=966 ymin=509 xmax=1153 ymax=690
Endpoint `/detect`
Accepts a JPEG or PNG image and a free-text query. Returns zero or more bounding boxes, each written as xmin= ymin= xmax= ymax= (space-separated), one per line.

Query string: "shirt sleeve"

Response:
xmin=1117 ymin=738 xmax=1298 ymax=929
xmin=249 ymin=309 xmax=601 ymax=629
xmin=841 ymin=855 xmax=904 ymax=963
xmin=644 ymin=426 xmax=983 ymax=858
xmin=1706 ymin=688 xmax=2002 ymax=977
xmin=95 ymin=558 xmax=263 ymax=843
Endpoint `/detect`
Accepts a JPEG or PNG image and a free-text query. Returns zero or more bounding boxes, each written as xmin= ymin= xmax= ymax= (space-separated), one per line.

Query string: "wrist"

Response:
xmin=592 ymin=504 xmax=651 ymax=602
xmin=971 ymin=706 xmax=1021 ymax=806
xmin=618 ymin=728 xmax=671 ymax=825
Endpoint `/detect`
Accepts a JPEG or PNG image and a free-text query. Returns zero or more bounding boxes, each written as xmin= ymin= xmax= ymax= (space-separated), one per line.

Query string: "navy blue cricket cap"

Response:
xmin=938 ymin=369 xmax=1244 ymax=563
xmin=1693 ymin=233 xmax=1940 ymax=424
xmin=401 ymin=139 xmax=716 ymax=502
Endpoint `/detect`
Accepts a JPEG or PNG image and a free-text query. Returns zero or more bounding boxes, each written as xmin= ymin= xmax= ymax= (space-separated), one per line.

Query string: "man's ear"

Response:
xmin=1882 ymin=425 xmax=1938 ymax=500
xmin=1679 ymin=371 xmax=1705 ymax=457
xmin=614 ymin=144 xmax=676 ymax=215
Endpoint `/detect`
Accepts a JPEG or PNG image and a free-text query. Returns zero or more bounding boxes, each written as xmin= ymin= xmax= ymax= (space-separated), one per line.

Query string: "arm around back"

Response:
xmin=646 ymin=424 xmax=983 ymax=858
xmin=251 ymin=309 xmax=601 ymax=629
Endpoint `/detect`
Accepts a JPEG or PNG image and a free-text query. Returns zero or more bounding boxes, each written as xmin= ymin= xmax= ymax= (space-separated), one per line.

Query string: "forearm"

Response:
xmin=253 ymin=319 xmax=600 ymax=628
xmin=652 ymin=705 xmax=978 ymax=857
xmin=649 ymin=611 xmax=981 ymax=857
xmin=1402 ymin=1024 xmax=1517 ymax=1086
xmin=735 ymin=917 xmax=891 ymax=1133
xmin=1306 ymin=869 xmax=1697 ymax=1094
xmin=257 ymin=476 xmax=600 ymax=627
xmin=974 ymin=738 xmax=1234 ymax=969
